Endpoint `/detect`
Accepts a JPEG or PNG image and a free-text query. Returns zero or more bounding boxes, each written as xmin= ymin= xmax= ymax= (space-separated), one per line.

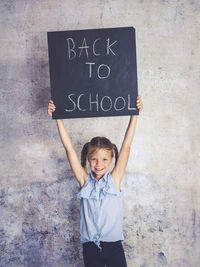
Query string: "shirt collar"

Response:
xmin=90 ymin=171 xmax=109 ymax=182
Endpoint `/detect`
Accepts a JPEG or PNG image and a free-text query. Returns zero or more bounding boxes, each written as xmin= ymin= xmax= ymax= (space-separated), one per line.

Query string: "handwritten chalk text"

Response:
xmin=66 ymin=37 xmax=117 ymax=79
xmin=66 ymin=37 xmax=118 ymax=59
xmin=65 ymin=93 xmax=136 ymax=112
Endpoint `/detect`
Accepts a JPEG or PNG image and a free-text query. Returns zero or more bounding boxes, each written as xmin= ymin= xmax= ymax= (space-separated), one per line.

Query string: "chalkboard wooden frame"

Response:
xmin=47 ymin=26 xmax=139 ymax=119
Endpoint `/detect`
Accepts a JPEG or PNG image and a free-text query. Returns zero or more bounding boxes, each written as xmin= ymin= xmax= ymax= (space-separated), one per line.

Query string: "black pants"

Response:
xmin=82 ymin=240 xmax=127 ymax=267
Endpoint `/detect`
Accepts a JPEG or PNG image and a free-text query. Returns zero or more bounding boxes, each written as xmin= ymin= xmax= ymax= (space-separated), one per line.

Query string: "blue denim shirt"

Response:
xmin=77 ymin=171 xmax=124 ymax=251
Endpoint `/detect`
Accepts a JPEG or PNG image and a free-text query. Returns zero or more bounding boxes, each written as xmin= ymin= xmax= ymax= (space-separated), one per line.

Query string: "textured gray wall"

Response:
xmin=0 ymin=0 xmax=200 ymax=266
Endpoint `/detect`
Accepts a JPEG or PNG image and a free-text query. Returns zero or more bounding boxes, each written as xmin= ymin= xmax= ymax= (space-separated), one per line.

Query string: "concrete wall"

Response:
xmin=0 ymin=0 xmax=200 ymax=266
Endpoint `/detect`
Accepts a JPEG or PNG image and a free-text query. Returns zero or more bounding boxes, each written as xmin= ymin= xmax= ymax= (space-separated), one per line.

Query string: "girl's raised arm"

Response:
xmin=111 ymin=96 xmax=143 ymax=187
xmin=48 ymin=100 xmax=88 ymax=187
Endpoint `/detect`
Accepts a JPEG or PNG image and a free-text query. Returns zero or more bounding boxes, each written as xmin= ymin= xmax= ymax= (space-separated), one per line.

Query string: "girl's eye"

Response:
xmin=91 ymin=158 xmax=96 ymax=161
xmin=103 ymin=158 xmax=108 ymax=161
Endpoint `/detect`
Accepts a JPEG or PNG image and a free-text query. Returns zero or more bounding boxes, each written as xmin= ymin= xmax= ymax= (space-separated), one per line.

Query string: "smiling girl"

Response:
xmin=48 ymin=96 xmax=143 ymax=267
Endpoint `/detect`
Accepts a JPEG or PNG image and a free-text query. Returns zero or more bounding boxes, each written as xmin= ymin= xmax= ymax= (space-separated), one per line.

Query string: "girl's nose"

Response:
xmin=96 ymin=160 xmax=100 ymax=166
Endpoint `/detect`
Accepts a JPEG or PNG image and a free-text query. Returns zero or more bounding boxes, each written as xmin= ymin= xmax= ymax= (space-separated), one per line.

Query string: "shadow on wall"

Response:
xmin=0 ymin=175 xmax=84 ymax=267
xmin=25 ymin=33 xmax=51 ymax=117
xmin=0 ymin=171 xmax=198 ymax=266
xmin=122 ymin=172 xmax=170 ymax=266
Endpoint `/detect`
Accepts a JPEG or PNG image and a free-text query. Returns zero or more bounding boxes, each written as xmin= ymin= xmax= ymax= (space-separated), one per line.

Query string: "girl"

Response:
xmin=48 ymin=96 xmax=143 ymax=267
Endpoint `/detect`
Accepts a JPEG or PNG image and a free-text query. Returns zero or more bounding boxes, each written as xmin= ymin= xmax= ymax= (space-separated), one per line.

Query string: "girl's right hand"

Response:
xmin=48 ymin=99 xmax=56 ymax=116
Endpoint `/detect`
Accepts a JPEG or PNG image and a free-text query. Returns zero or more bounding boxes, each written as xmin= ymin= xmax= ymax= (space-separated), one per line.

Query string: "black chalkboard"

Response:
xmin=47 ymin=26 xmax=139 ymax=119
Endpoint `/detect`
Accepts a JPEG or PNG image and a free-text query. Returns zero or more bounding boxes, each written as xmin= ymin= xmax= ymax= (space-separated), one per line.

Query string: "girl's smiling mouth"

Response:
xmin=95 ymin=168 xmax=104 ymax=172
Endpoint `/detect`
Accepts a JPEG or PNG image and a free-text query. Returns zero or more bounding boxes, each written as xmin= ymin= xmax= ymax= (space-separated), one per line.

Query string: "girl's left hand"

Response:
xmin=136 ymin=95 xmax=143 ymax=113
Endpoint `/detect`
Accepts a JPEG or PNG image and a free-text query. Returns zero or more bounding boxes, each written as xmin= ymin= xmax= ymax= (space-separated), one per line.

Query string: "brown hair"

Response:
xmin=81 ymin=136 xmax=118 ymax=168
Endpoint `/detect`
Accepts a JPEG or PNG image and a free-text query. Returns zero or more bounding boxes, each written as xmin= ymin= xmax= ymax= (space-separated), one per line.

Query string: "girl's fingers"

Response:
xmin=136 ymin=96 xmax=143 ymax=112
xmin=49 ymin=100 xmax=55 ymax=107
xmin=137 ymin=96 xmax=142 ymax=104
xmin=48 ymin=101 xmax=55 ymax=105
xmin=48 ymin=102 xmax=56 ymax=108
xmin=49 ymin=107 xmax=55 ymax=111
xmin=49 ymin=104 xmax=56 ymax=109
xmin=137 ymin=102 xmax=143 ymax=107
xmin=48 ymin=100 xmax=56 ymax=116
xmin=137 ymin=101 xmax=142 ymax=107
xmin=48 ymin=108 xmax=56 ymax=114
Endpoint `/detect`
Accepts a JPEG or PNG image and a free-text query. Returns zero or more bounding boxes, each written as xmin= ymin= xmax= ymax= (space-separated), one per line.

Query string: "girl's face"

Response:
xmin=87 ymin=148 xmax=113 ymax=180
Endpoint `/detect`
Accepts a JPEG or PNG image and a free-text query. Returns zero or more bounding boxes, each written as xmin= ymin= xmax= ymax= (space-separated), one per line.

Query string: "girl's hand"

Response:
xmin=48 ymin=99 xmax=56 ymax=116
xmin=136 ymin=95 xmax=143 ymax=114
